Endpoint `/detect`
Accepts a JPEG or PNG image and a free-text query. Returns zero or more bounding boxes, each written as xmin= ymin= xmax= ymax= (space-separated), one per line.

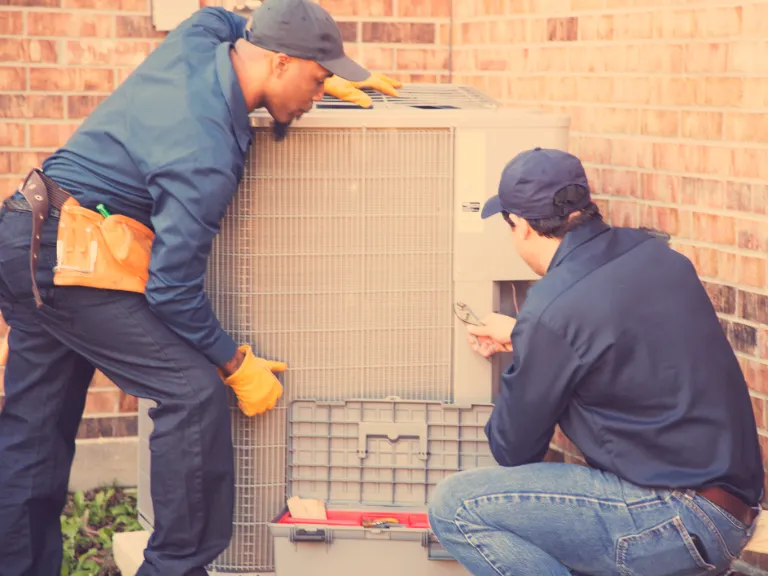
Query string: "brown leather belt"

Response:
xmin=6 ymin=169 xmax=72 ymax=309
xmin=696 ymin=486 xmax=758 ymax=526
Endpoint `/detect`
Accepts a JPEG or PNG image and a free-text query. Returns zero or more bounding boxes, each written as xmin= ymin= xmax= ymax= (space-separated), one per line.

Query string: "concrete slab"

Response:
xmin=69 ymin=437 xmax=138 ymax=492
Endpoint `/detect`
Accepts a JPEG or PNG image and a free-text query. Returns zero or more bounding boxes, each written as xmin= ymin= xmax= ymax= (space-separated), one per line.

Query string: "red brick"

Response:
xmin=489 ymin=19 xmax=527 ymax=44
xmin=651 ymin=77 xmax=704 ymax=107
xmin=745 ymin=3 xmax=768 ymax=37
xmin=28 ymin=11 xmax=112 ymax=37
xmin=577 ymin=136 xmax=612 ymax=165
xmin=67 ymin=95 xmax=106 ymax=119
xmin=0 ymin=39 xmax=57 ymax=63
xmin=640 ymin=206 xmax=681 ymax=237
xmin=90 ymin=371 xmax=116 ymax=389
xmin=116 ymin=14 xmax=167 ymax=38
xmin=700 ymin=147 xmax=731 ymax=178
xmin=724 ymin=113 xmax=768 ymax=144
xmin=761 ymin=329 xmax=768 ymax=361
xmin=680 ymin=177 xmax=724 ymax=209
xmin=30 ymin=67 xmax=113 ymax=92
xmin=614 ymin=12 xmax=653 ymax=40
xmin=0 ymin=95 xmax=64 ymax=119
xmin=640 ymin=110 xmax=679 ymax=138
xmin=569 ymin=45 xmax=625 ymax=74
xmin=318 ymin=0 xmax=392 ymax=17
xmin=65 ymin=40 xmax=153 ymax=67
xmin=507 ymin=76 xmax=545 ymax=101
xmin=732 ymin=148 xmax=768 ymax=180
xmin=726 ymin=182 xmax=753 ymax=212
xmin=695 ymin=6 xmax=742 ymax=38
xmin=740 ymin=256 xmax=767 ymax=289
xmin=476 ymin=49 xmax=508 ymax=71
xmin=588 ymin=107 xmax=638 ymax=135
xmin=681 ymin=111 xmax=722 ymax=140
xmin=362 ymin=22 xmax=435 ymax=43
xmin=396 ymin=48 xmax=449 ymax=71
xmin=609 ymin=199 xmax=638 ymax=228
xmin=479 ymin=0 xmax=508 ymax=16
xmin=743 ymin=79 xmax=768 ymax=109
xmin=571 ymin=0 xmax=602 ymax=8
xmin=118 ymin=391 xmax=138 ymax=413
xmin=578 ymin=14 xmax=613 ymax=41
xmin=84 ymin=390 xmax=118 ymax=414
xmin=718 ymin=251 xmax=737 ymax=283
xmin=728 ymin=41 xmax=768 ymax=74
xmin=0 ymin=67 xmax=26 ymax=91
xmin=652 ymin=142 xmax=680 ymax=172
xmin=3 ymin=151 xmax=50 ymax=174
xmin=0 ymin=0 xmax=60 ymax=5
xmin=686 ymin=246 xmax=719 ymax=278
xmin=29 ymin=123 xmax=79 ymax=148
xmin=547 ymin=17 xmax=578 ymax=41
xmin=627 ymin=44 xmax=683 ymax=73
xmin=653 ymin=10 xmax=697 ymax=38
xmin=602 ymin=169 xmax=638 ymax=197
xmin=397 ymin=0 xmax=450 ymax=18
xmin=0 ymin=123 xmax=24 ymax=147
xmin=577 ymin=77 xmax=613 ymax=103
xmin=360 ymin=46 xmax=394 ymax=70
xmin=0 ymin=10 xmax=23 ymax=35
xmin=685 ymin=42 xmax=728 ymax=73
xmin=753 ymin=185 xmax=768 ymax=216
xmin=641 ymin=173 xmax=680 ymax=203
xmin=692 ymin=213 xmax=735 ymax=245
xmin=703 ymin=77 xmax=742 ymax=107
xmin=612 ymin=77 xmax=651 ymax=105
xmin=737 ymin=219 xmax=768 ymax=253
xmin=462 ymin=22 xmax=487 ymax=44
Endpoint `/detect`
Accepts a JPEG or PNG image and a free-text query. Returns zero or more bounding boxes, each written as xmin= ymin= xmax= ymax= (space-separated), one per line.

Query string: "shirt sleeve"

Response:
xmin=485 ymin=316 xmax=584 ymax=467
xmin=143 ymin=156 xmax=238 ymax=367
xmin=181 ymin=6 xmax=248 ymax=44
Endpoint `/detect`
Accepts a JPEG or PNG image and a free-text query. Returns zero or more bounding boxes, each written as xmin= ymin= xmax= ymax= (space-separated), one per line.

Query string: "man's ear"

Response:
xmin=272 ymin=53 xmax=291 ymax=77
xmin=515 ymin=216 xmax=533 ymax=240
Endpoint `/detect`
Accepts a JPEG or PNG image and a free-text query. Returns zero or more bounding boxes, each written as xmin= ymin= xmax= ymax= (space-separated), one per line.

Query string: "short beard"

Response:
xmin=271 ymin=120 xmax=291 ymax=142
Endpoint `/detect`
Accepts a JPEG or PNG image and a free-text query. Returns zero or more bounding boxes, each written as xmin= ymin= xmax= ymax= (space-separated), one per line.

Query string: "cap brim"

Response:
xmin=481 ymin=195 xmax=503 ymax=219
xmin=319 ymin=54 xmax=370 ymax=82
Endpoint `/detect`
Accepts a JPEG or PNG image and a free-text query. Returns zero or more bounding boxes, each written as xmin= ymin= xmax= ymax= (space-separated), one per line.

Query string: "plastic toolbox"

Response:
xmin=267 ymin=397 xmax=496 ymax=576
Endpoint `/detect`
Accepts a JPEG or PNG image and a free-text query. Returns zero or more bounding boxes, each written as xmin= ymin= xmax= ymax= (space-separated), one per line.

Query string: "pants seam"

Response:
xmin=455 ymin=502 xmax=508 ymax=576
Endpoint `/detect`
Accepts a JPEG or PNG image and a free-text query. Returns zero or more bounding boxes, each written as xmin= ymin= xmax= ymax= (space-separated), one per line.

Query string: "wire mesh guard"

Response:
xmin=204 ymin=127 xmax=456 ymax=572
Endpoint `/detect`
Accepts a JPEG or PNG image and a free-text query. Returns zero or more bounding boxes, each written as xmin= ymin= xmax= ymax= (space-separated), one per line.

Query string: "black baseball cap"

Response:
xmin=245 ymin=0 xmax=370 ymax=83
xmin=481 ymin=147 xmax=591 ymax=220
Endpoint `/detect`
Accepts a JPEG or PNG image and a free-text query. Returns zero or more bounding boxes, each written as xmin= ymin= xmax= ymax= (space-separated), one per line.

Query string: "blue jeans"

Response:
xmin=0 ymin=205 xmax=235 ymax=575
xmin=428 ymin=463 xmax=759 ymax=576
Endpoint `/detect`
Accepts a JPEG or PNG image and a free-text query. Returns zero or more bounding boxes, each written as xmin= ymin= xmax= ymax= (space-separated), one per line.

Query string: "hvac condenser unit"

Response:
xmin=137 ymin=84 xmax=570 ymax=574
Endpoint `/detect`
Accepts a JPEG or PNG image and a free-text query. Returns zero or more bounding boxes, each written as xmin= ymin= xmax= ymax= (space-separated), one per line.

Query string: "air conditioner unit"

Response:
xmin=137 ymin=84 xmax=570 ymax=574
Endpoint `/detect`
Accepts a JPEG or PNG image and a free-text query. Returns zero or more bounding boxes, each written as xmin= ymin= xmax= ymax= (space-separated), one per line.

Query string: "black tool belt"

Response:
xmin=4 ymin=169 xmax=72 ymax=308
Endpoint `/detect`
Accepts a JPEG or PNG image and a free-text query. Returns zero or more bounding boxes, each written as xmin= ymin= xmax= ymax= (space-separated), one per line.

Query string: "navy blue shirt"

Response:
xmin=486 ymin=219 xmax=765 ymax=506
xmin=42 ymin=8 xmax=251 ymax=367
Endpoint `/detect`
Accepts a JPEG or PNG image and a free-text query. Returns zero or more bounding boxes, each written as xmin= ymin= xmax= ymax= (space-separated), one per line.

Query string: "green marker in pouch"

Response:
xmin=96 ymin=203 xmax=111 ymax=218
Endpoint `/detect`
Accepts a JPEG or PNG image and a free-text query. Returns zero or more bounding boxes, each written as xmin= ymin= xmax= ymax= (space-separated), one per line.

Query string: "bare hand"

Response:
xmin=466 ymin=313 xmax=516 ymax=358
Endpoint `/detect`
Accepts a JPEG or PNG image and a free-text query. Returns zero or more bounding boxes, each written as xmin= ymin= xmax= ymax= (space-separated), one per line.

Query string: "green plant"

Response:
xmin=60 ymin=484 xmax=143 ymax=576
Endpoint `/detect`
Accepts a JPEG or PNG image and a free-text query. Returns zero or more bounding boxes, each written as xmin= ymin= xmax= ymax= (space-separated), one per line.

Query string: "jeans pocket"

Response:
xmin=617 ymin=516 xmax=717 ymax=576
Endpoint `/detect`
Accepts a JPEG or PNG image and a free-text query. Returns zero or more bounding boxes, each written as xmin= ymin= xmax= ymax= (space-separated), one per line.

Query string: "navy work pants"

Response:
xmin=0 ymin=205 xmax=235 ymax=576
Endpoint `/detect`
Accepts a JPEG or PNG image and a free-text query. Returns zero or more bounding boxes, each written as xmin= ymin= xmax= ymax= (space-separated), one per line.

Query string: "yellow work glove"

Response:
xmin=323 ymin=73 xmax=403 ymax=108
xmin=221 ymin=345 xmax=286 ymax=417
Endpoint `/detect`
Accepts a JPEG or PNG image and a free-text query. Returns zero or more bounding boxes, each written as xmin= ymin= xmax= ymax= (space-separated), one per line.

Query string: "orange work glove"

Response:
xmin=323 ymin=73 xmax=403 ymax=108
xmin=221 ymin=345 xmax=286 ymax=417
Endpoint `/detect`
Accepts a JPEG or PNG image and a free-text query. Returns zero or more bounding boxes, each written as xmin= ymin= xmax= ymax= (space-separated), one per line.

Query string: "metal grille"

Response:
xmin=315 ymin=84 xmax=499 ymax=110
xmin=205 ymin=127 xmax=455 ymax=572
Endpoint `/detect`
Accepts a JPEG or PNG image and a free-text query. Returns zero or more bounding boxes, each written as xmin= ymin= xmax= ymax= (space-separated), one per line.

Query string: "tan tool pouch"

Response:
xmin=53 ymin=197 xmax=155 ymax=293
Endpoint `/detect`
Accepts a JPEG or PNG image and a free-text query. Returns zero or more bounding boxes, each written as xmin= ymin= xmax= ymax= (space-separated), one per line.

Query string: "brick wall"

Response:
xmin=0 ymin=0 xmax=766 ymax=497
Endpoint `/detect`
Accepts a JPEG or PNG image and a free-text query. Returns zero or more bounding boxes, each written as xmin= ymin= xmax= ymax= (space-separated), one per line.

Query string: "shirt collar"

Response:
xmin=216 ymin=42 xmax=252 ymax=154
xmin=547 ymin=219 xmax=611 ymax=272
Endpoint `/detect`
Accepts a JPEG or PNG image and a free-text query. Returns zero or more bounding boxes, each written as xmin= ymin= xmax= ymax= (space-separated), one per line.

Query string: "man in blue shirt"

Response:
xmin=428 ymin=148 xmax=764 ymax=575
xmin=0 ymin=1 xmax=381 ymax=574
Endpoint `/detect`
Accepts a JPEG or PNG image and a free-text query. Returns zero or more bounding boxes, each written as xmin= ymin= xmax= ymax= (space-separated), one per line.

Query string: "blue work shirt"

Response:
xmin=41 ymin=8 xmax=251 ymax=367
xmin=486 ymin=219 xmax=765 ymax=506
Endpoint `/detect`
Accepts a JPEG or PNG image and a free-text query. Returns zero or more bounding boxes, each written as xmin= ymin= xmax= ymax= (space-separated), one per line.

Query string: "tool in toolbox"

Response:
xmin=362 ymin=517 xmax=405 ymax=529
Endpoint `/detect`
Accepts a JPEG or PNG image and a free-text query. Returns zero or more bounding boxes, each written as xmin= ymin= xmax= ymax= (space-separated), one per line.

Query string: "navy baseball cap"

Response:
xmin=245 ymin=0 xmax=370 ymax=83
xmin=481 ymin=147 xmax=591 ymax=220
